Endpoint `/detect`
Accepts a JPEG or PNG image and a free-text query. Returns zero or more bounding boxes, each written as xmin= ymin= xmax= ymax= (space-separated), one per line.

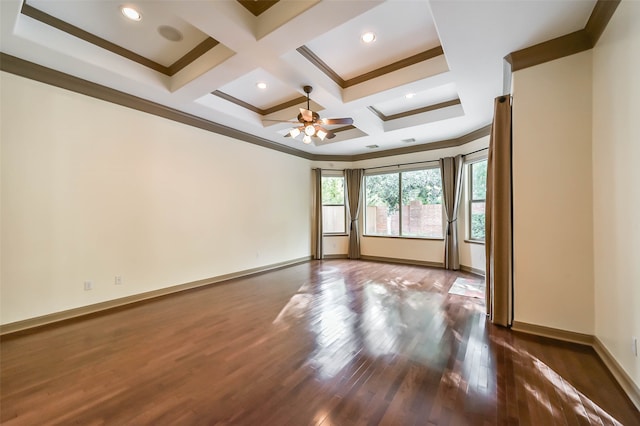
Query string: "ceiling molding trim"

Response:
xmin=345 ymin=46 xmax=444 ymax=88
xmin=369 ymin=98 xmax=461 ymax=122
xmin=212 ymin=90 xmax=263 ymax=114
xmin=0 ymin=53 xmax=314 ymax=161
xmin=20 ymin=2 xmax=219 ymax=77
xmin=309 ymin=124 xmax=492 ymax=162
xmin=297 ymin=45 xmax=444 ymax=89
xmin=212 ymin=91 xmax=308 ymax=116
xmin=296 ymin=46 xmax=345 ymax=87
xmin=167 ymin=37 xmax=220 ymax=76
xmin=584 ymin=0 xmax=621 ymax=45
xmin=505 ymin=0 xmax=620 ymax=72
xmin=262 ymin=96 xmax=309 ymax=115
xmin=237 ymin=0 xmax=280 ymax=17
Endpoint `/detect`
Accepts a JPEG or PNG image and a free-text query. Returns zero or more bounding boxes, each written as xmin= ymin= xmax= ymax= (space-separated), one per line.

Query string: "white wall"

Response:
xmin=0 ymin=72 xmax=312 ymax=325
xmin=592 ymin=0 xmax=640 ymax=389
xmin=312 ymin=136 xmax=489 ymax=271
xmin=512 ymin=50 xmax=595 ymax=334
xmin=323 ymin=235 xmax=349 ymax=257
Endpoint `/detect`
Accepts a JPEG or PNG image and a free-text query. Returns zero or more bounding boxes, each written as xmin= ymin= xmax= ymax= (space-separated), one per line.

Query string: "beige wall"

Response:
xmin=592 ymin=0 xmax=640 ymax=388
xmin=313 ymin=136 xmax=489 ymax=271
xmin=512 ymin=50 xmax=595 ymax=334
xmin=0 ymin=72 xmax=312 ymax=325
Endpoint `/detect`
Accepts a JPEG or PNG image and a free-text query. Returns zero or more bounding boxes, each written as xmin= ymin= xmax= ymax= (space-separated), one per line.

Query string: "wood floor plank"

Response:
xmin=1 ymin=260 xmax=638 ymax=425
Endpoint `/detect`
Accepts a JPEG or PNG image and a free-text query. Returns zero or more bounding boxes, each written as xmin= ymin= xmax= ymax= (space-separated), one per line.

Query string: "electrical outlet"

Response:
xmin=115 ymin=275 xmax=122 ymax=285
xmin=84 ymin=280 xmax=93 ymax=291
xmin=633 ymin=337 xmax=638 ymax=357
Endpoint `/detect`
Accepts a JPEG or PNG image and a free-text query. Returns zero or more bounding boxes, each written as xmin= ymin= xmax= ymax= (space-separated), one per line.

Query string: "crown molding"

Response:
xmin=237 ymin=0 xmax=279 ymax=17
xmin=0 ymin=53 xmax=314 ymax=160
xmin=585 ymin=0 xmax=622 ymax=45
xmin=309 ymin=125 xmax=491 ymax=162
xmin=1 ymin=53 xmax=492 ymax=163
xmin=505 ymin=0 xmax=620 ymax=72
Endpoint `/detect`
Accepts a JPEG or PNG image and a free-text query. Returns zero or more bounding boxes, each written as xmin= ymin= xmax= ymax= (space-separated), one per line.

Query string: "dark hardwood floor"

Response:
xmin=1 ymin=260 xmax=638 ymax=425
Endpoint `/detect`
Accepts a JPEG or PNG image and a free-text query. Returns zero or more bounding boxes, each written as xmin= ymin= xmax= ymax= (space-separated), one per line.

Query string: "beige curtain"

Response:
xmin=312 ymin=168 xmax=323 ymax=259
xmin=439 ymin=155 xmax=464 ymax=270
xmin=485 ymin=95 xmax=513 ymax=327
xmin=345 ymin=169 xmax=364 ymax=259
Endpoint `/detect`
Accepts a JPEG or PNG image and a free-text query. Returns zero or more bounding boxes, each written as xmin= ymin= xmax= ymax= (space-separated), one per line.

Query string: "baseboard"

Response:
xmin=360 ymin=255 xmax=443 ymax=269
xmin=0 ymin=256 xmax=312 ymax=336
xmin=593 ymin=337 xmax=640 ymax=411
xmin=511 ymin=321 xmax=594 ymax=346
xmin=512 ymin=321 xmax=640 ymax=411
xmin=323 ymin=254 xmax=349 ymax=259
xmin=460 ymin=265 xmax=485 ymax=276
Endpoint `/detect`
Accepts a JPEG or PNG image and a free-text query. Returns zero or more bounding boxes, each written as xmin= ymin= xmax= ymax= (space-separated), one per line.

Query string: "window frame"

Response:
xmin=321 ymin=172 xmax=348 ymax=236
xmin=467 ymin=158 xmax=487 ymax=243
xmin=363 ymin=166 xmax=445 ymax=240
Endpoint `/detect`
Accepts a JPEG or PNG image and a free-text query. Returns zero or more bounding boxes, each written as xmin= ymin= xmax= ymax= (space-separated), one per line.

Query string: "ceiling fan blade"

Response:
xmin=300 ymin=108 xmax=314 ymax=122
xmin=321 ymin=117 xmax=353 ymax=125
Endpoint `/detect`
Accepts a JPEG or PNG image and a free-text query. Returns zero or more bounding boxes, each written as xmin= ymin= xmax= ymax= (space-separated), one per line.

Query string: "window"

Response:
xmin=321 ymin=175 xmax=346 ymax=234
xmin=364 ymin=168 xmax=443 ymax=238
xmin=468 ymin=159 xmax=487 ymax=241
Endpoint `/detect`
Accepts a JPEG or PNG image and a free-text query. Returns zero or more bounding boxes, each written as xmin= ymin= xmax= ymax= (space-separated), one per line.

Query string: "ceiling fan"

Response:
xmin=267 ymin=85 xmax=353 ymax=144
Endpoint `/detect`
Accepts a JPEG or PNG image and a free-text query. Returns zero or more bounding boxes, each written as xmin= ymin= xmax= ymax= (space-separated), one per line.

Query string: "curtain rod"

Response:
xmin=365 ymin=159 xmax=439 ymax=171
xmin=316 ymin=146 xmax=489 ymax=172
xmin=463 ymin=147 xmax=489 ymax=157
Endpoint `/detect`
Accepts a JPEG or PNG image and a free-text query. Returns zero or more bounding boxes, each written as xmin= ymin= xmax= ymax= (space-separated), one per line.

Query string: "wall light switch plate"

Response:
xmin=84 ymin=281 xmax=92 ymax=291
xmin=115 ymin=276 xmax=122 ymax=285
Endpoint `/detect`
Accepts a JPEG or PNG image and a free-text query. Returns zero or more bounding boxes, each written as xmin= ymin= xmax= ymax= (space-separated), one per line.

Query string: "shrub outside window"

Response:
xmin=469 ymin=159 xmax=487 ymax=241
xmin=321 ymin=176 xmax=346 ymax=234
xmin=365 ymin=168 xmax=443 ymax=239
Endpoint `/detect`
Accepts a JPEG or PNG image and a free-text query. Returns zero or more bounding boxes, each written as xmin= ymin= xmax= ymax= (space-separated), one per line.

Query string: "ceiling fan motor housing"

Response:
xmin=297 ymin=111 xmax=320 ymax=124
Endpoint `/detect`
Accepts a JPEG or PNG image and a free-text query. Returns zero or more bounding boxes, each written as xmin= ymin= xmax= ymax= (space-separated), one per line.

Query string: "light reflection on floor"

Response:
xmin=268 ymin=262 xmax=628 ymax=424
xmin=499 ymin=339 xmax=625 ymax=424
xmin=271 ymin=269 xmax=456 ymax=379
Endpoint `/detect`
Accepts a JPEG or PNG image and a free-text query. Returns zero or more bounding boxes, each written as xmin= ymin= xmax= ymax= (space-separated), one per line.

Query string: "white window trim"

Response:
xmin=466 ymin=157 xmax=487 ymax=243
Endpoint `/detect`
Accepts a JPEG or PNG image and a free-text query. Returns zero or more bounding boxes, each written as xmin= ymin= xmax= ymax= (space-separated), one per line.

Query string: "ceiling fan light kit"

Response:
xmin=274 ymin=85 xmax=353 ymax=146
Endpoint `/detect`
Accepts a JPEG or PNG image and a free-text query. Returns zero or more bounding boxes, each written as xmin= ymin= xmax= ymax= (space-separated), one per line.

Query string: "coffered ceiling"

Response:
xmin=0 ymin=0 xmax=597 ymax=158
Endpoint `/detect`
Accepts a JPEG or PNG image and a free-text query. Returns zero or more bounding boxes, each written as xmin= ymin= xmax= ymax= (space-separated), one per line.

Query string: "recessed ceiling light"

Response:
xmin=256 ymin=82 xmax=267 ymax=89
xmin=405 ymin=93 xmax=416 ymax=99
xmin=121 ymin=6 xmax=142 ymax=21
xmin=361 ymin=32 xmax=376 ymax=44
xmin=366 ymin=144 xmax=379 ymax=149
xmin=401 ymin=138 xmax=416 ymax=143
